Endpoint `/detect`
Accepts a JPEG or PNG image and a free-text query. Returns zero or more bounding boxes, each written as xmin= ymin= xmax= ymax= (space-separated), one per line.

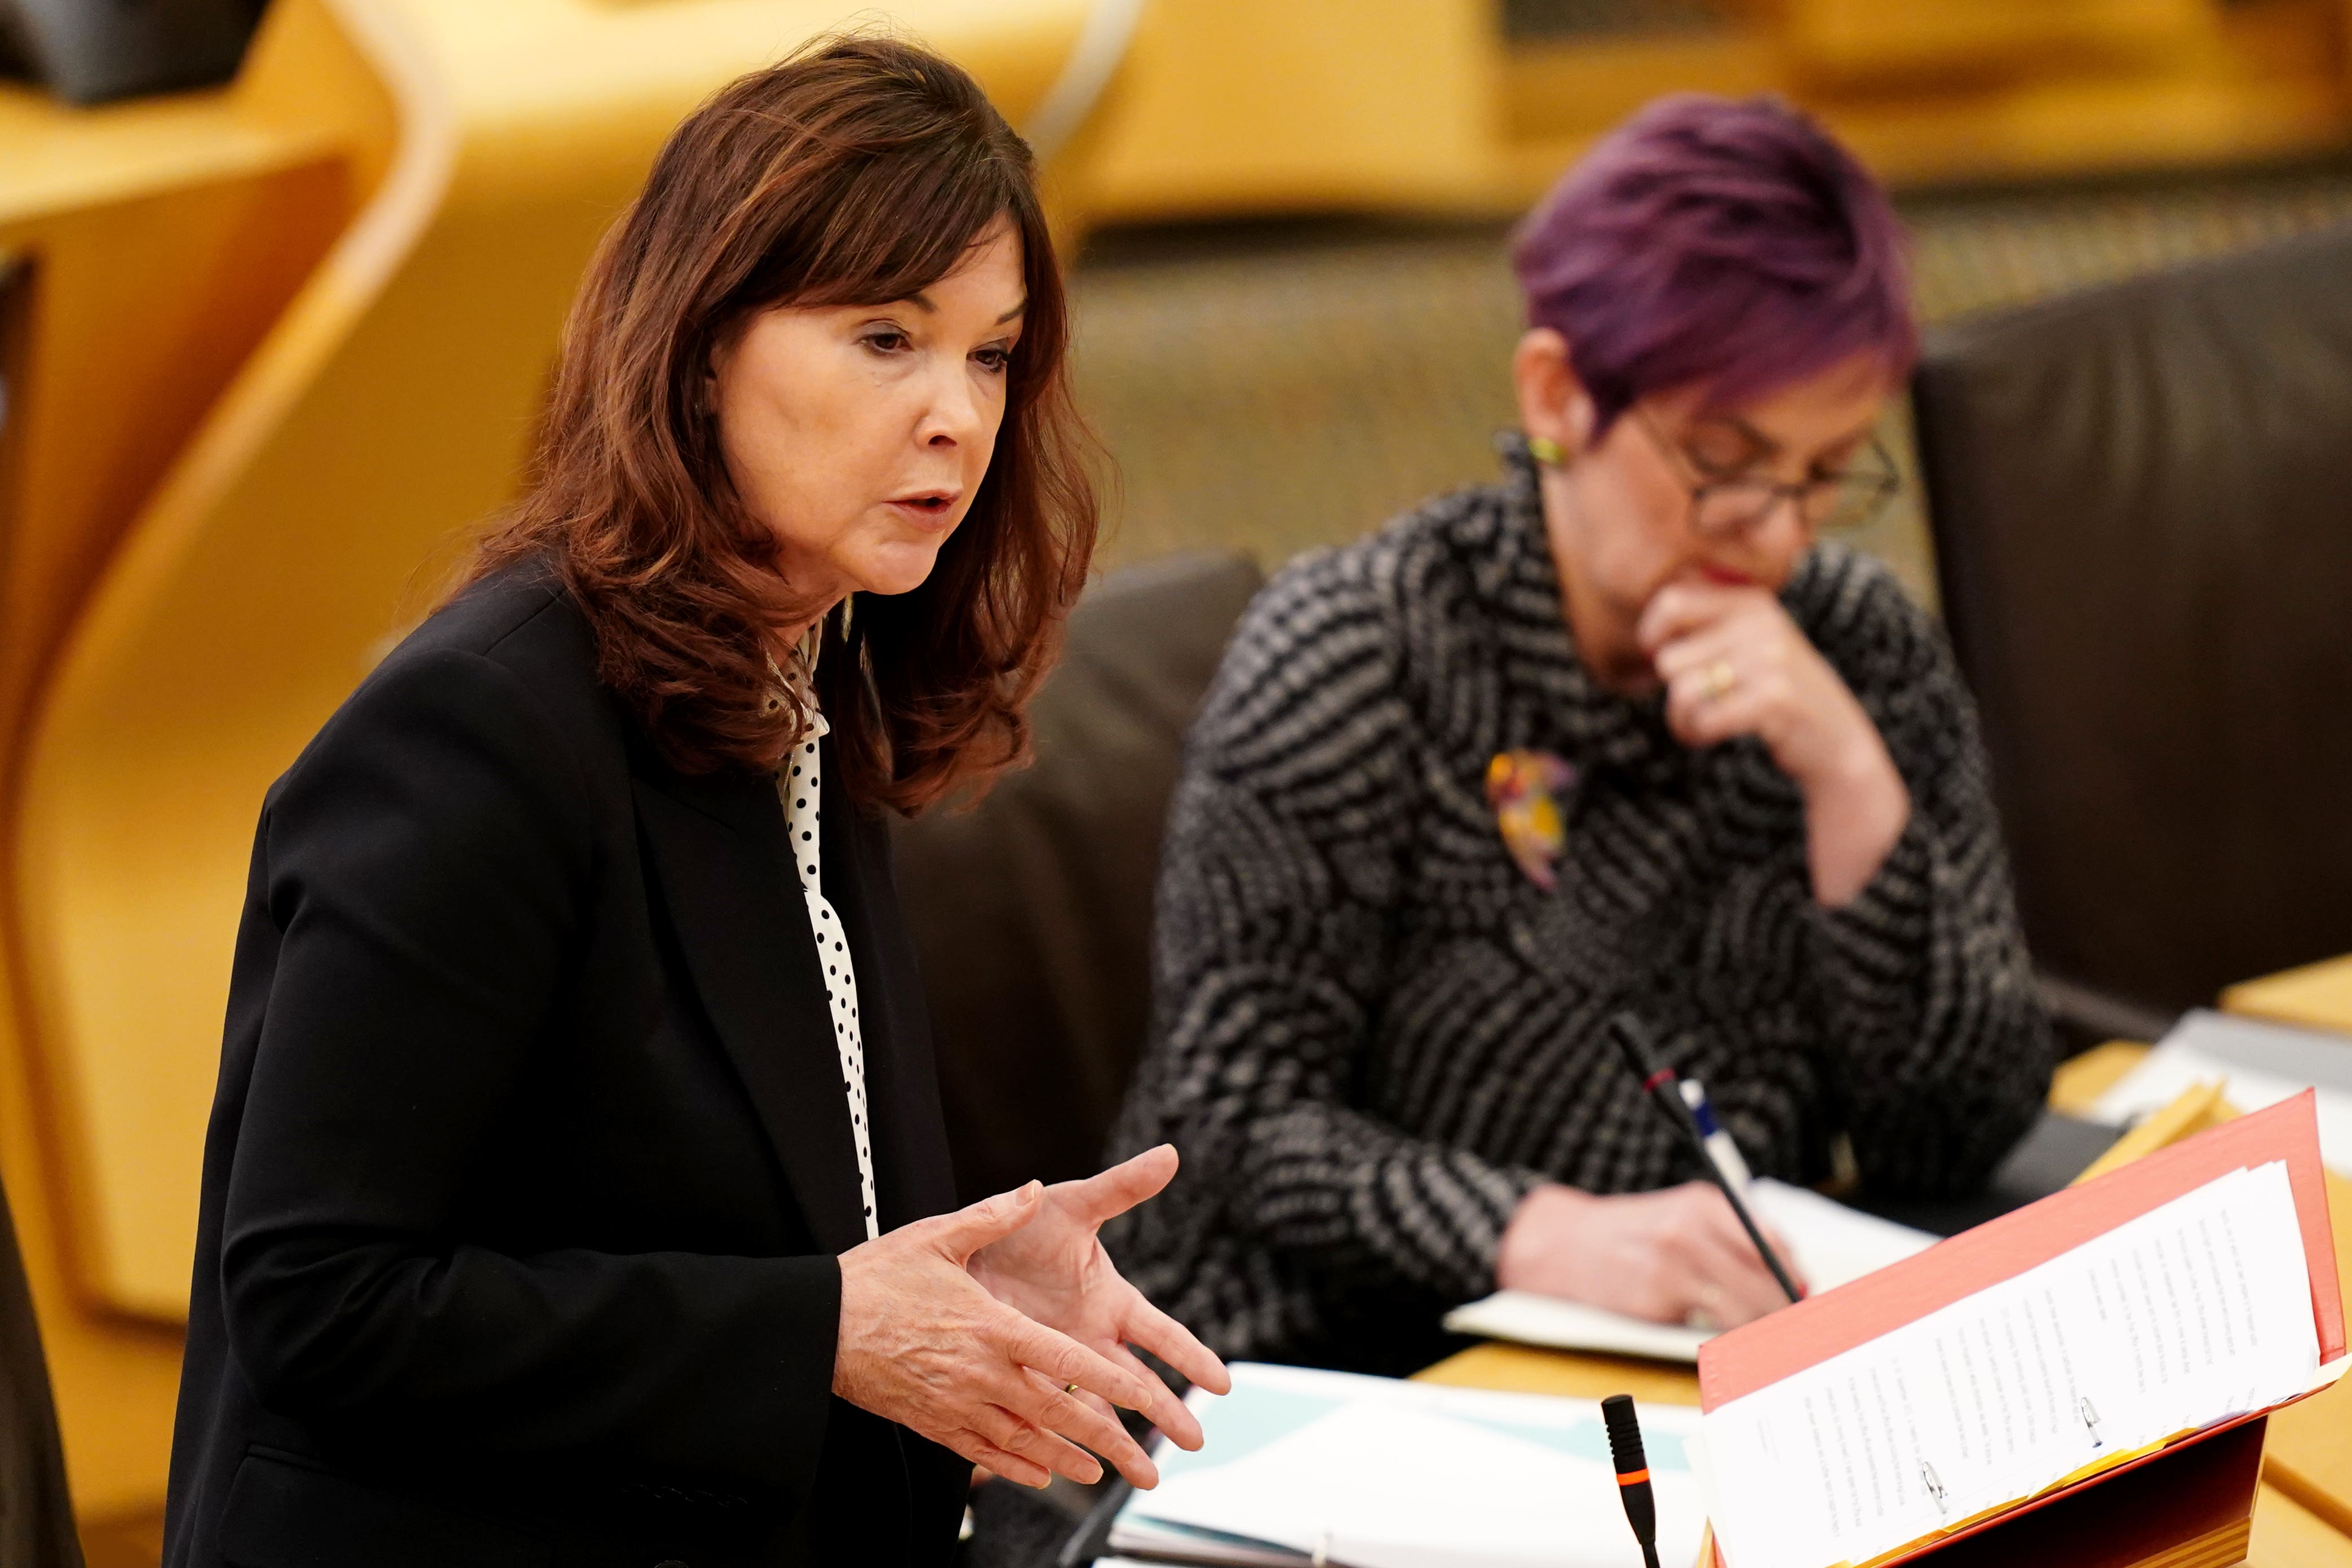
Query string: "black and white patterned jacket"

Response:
xmin=1105 ymin=437 xmax=2053 ymax=1375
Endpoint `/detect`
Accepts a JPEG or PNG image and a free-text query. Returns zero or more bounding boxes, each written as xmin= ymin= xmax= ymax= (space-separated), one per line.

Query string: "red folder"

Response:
xmin=1697 ymin=1091 xmax=2344 ymax=1568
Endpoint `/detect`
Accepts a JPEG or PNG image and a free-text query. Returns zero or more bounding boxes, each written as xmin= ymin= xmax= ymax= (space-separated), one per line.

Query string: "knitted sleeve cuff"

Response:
xmin=1811 ymin=805 xmax=1937 ymax=1004
xmin=1246 ymin=1101 xmax=1551 ymax=1306
xmin=1374 ymin=1147 xmax=1552 ymax=1307
xmin=1465 ymin=1160 xmax=1553 ymax=1295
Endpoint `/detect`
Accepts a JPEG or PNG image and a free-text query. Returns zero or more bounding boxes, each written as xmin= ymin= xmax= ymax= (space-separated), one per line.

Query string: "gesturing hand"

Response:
xmin=832 ymin=1181 xmax=1197 ymax=1491
xmin=1637 ymin=580 xmax=1910 ymax=906
xmin=968 ymin=1145 xmax=1233 ymax=1453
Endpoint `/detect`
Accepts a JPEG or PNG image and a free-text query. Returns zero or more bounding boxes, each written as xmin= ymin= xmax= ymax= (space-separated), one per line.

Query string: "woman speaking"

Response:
xmin=162 ymin=37 xmax=1224 ymax=1568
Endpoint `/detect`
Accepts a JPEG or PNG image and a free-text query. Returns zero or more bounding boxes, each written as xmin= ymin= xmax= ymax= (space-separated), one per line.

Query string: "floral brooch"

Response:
xmin=1486 ymin=748 xmax=1577 ymax=891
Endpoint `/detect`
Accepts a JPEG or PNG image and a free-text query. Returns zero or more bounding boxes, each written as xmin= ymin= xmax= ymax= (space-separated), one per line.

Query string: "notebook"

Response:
xmin=1443 ymin=1180 xmax=1939 ymax=1363
xmin=1107 ymin=1362 xmax=1708 ymax=1568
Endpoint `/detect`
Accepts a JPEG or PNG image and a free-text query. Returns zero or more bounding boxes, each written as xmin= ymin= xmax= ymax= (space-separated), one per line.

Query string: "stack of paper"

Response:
xmin=2092 ymin=1009 xmax=2352 ymax=1175
xmin=1444 ymin=1181 xmax=1939 ymax=1363
xmin=1698 ymin=1161 xmax=2333 ymax=1568
xmin=1110 ymin=1363 xmax=1707 ymax=1567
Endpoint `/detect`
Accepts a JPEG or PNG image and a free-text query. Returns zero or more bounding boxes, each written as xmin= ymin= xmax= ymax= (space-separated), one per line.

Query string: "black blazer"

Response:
xmin=162 ymin=565 xmax=968 ymax=1568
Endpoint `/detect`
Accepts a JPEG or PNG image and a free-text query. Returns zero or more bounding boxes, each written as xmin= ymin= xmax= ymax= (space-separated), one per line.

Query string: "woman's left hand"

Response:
xmin=968 ymin=1145 xmax=1233 ymax=1448
xmin=1637 ymin=580 xmax=1910 ymax=906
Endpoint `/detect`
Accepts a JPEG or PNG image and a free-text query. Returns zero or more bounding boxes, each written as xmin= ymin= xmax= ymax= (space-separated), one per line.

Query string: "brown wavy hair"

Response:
xmin=467 ymin=34 xmax=1095 ymax=814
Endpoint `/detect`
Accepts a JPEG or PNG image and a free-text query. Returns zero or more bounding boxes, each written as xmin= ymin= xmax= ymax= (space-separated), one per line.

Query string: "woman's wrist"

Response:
xmin=1800 ymin=727 xmax=1910 ymax=906
xmin=830 ymin=1240 xmax=874 ymax=1402
xmin=1495 ymin=1182 xmax=1592 ymax=1292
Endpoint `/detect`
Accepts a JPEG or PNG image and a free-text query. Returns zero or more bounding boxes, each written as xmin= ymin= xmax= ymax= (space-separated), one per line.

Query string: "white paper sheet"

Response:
xmin=1751 ymin=1181 xmax=1946 ymax=1296
xmin=1700 ymin=1162 xmax=2319 ymax=1568
xmin=1113 ymin=1363 xmax=1708 ymax=1568
xmin=1444 ymin=1181 xmax=1938 ymax=1363
xmin=2091 ymin=1009 xmax=2352 ymax=1176
xmin=1444 ymin=1294 xmax=1715 ymax=1363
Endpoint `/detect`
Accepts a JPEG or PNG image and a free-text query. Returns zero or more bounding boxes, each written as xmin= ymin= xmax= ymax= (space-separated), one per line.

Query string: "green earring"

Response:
xmin=1526 ymin=434 xmax=1569 ymax=468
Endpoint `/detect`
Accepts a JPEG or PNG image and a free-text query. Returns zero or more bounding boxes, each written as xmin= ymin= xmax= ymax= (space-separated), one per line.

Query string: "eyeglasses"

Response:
xmin=1631 ymin=406 xmax=1901 ymax=539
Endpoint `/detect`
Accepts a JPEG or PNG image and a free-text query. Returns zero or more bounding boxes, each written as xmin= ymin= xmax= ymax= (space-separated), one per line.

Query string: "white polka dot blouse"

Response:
xmin=775 ymin=678 xmax=878 ymax=1244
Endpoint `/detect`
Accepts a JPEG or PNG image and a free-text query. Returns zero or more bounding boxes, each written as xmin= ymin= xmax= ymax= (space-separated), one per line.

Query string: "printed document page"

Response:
xmin=1113 ymin=1362 xmax=1708 ymax=1568
xmin=1445 ymin=1181 xmax=1938 ymax=1363
xmin=1702 ymin=1162 xmax=2320 ymax=1568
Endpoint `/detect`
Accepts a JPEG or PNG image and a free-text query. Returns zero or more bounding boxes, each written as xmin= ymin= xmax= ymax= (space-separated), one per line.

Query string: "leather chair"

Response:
xmin=0 ymin=0 xmax=264 ymax=104
xmin=895 ymin=551 xmax=1264 ymax=1204
xmin=1911 ymin=223 xmax=2352 ymax=1035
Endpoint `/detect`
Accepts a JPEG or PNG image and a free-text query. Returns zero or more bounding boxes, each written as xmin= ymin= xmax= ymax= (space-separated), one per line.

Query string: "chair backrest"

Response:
xmin=894 ymin=551 xmax=1264 ymax=1203
xmin=1 ymin=0 xmax=264 ymax=104
xmin=1912 ymin=224 xmax=2352 ymax=1018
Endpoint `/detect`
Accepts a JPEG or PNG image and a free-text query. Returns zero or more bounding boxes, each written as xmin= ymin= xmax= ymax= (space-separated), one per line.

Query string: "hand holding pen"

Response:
xmin=1495 ymin=1011 xmax=1806 ymax=1327
xmin=1495 ymin=1182 xmax=1804 ymax=1327
xmin=1495 ymin=1099 xmax=1805 ymax=1327
xmin=1611 ymin=1012 xmax=1805 ymax=1308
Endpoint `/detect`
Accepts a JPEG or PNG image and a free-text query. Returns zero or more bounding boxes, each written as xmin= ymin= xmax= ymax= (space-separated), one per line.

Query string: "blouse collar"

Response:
xmin=764 ymin=629 xmax=830 ymax=743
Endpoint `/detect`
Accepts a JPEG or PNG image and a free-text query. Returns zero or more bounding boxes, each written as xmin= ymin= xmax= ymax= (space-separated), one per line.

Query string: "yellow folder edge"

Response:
xmin=2072 ymin=1080 xmax=2238 ymax=1188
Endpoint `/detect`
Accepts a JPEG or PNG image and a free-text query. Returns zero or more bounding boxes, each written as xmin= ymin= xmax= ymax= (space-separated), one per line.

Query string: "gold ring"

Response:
xmin=1064 ymin=1381 xmax=1079 ymax=1396
xmin=1699 ymin=659 xmax=1738 ymax=701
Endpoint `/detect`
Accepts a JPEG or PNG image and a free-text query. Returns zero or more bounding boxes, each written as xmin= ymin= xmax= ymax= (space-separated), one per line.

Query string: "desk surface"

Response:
xmin=2225 ymin=955 xmax=2352 ymax=1037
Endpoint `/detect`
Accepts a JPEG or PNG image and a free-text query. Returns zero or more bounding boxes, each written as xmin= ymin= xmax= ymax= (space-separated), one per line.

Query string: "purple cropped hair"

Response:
xmin=1512 ymin=94 xmax=1916 ymax=434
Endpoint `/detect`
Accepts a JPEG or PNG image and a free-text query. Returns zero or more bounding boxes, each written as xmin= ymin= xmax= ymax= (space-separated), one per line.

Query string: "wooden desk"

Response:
xmin=2225 ymin=956 xmax=2352 ymax=1037
xmin=1416 ymin=1037 xmax=2352 ymax=1563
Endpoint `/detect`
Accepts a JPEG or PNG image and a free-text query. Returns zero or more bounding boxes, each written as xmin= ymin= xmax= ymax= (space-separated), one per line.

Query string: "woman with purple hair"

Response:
xmin=1106 ymin=96 xmax=2053 ymax=1374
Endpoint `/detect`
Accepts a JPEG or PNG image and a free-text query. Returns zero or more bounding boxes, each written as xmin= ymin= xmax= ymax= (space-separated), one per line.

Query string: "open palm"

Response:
xmin=967 ymin=1144 xmax=1231 ymax=1445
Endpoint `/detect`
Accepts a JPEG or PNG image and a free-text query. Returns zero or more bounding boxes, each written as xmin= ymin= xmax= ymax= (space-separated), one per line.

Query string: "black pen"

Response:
xmin=1609 ymin=1011 xmax=1804 ymax=1306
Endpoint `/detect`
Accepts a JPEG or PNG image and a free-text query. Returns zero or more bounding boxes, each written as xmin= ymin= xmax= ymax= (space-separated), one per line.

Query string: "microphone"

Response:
xmin=1601 ymin=1393 xmax=1662 ymax=1568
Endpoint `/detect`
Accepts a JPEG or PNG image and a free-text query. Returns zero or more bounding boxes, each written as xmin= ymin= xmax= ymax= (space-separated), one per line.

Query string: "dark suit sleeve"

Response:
xmin=219 ymin=648 xmax=838 ymax=1496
